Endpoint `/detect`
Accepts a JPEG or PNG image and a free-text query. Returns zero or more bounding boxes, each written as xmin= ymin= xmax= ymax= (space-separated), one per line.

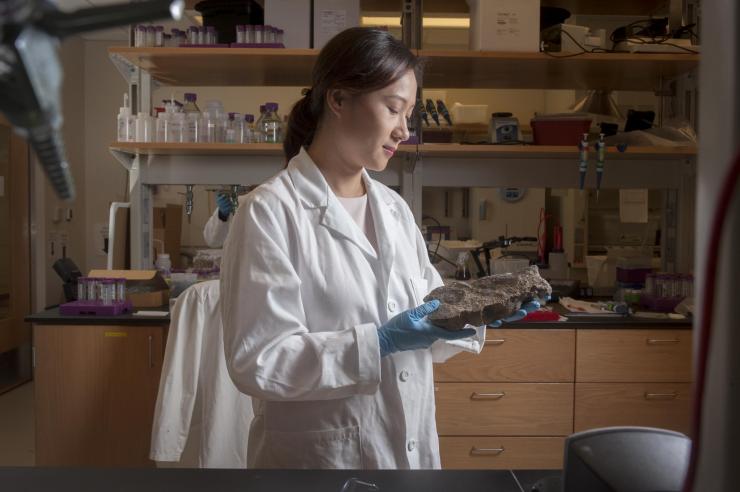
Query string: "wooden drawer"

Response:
xmin=576 ymin=329 xmax=692 ymax=382
xmin=574 ymin=382 xmax=692 ymax=434
xmin=434 ymin=329 xmax=575 ymax=382
xmin=440 ymin=436 xmax=565 ymax=470
xmin=435 ymin=383 xmax=573 ymax=436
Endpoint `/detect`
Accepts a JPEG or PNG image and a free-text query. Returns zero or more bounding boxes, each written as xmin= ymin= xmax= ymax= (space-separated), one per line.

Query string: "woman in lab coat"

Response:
xmin=220 ymin=27 xmax=533 ymax=469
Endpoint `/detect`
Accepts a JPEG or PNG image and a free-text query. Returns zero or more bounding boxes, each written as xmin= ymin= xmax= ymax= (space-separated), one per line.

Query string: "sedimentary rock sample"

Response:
xmin=424 ymin=265 xmax=552 ymax=331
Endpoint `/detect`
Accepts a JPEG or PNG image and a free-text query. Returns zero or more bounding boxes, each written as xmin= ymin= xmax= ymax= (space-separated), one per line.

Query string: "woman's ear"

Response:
xmin=326 ymin=88 xmax=346 ymax=118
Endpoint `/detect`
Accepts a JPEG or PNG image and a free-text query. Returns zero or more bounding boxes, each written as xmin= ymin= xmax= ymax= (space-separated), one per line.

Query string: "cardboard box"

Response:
xmin=467 ymin=0 xmax=540 ymax=52
xmin=265 ymin=0 xmax=311 ymax=48
xmin=88 ymin=270 xmax=169 ymax=308
xmin=153 ymin=204 xmax=182 ymax=269
xmin=313 ymin=0 xmax=360 ymax=50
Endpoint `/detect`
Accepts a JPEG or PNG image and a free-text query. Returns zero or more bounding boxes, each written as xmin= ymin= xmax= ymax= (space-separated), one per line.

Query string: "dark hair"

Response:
xmin=283 ymin=27 xmax=422 ymax=162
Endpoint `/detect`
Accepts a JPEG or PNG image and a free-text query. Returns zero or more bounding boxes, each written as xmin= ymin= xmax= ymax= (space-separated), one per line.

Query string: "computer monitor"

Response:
xmin=562 ymin=427 xmax=690 ymax=492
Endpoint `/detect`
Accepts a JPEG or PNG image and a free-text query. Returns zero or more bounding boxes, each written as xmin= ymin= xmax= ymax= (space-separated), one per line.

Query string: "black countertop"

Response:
xmin=0 ymin=467 xmax=560 ymax=492
xmin=26 ymin=304 xmax=690 ymax=329
xmin=26 ymin=306 xmax=170 ymax=325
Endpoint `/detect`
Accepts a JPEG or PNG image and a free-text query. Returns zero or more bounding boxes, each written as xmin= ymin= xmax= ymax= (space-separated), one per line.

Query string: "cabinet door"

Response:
xmin=440 ymin=436 xmax=565 ymax=470
xmin=435 ymin=382 xmax=574 ymax=436
xmin=434 ymin=329 xmax=575 ymax=382
xmin=34 ymin=324 xmax=164 ymax=467
xmin=574 ymin=382 xmax=692 ymax=434
xmin=576 ymin=329 xmax=692 ymax=382
xmin=0 ymin=118 xmax=31 ymax=392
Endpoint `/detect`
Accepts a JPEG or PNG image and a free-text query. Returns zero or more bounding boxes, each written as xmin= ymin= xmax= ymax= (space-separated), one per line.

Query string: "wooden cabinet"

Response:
xmin=574 ymin=382 xmax=692 ymax=434
xmin=576 ymin=329 xmax=692 ymax=382
xmin=34 ymin=323 xmax=165 ymax=467
xmin=434 ymin=327 xmax=692 ymax=470
xmin=575 ymin=329 xmax=692 ymax=435
xmin=434 ymin=329 xmax=575 ymax=382
xmin=434 ymin=329 xmax=575 ymax=470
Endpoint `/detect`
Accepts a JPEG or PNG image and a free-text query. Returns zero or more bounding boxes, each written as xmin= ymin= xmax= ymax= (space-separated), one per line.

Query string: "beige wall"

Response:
xmin=33 ymin=37 xmax=88 ymax=308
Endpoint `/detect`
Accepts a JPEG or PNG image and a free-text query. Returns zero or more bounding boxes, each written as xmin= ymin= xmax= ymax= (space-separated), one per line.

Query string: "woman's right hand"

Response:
xmin=377 ymin=300 xmax=476 ymax=357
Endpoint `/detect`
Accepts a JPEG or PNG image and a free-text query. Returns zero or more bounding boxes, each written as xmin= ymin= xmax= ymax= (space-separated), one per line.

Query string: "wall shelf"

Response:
xmin=109 ymin=48 xmax=698 ymax=91
xmin=109 ymin=48 xmax=318 ymax=86
xmin=109 ymin=142 xmax=418 ymax=156
xmin=417 ymin=144 xmax=697 ymax=159
xmin=419 ymin=51 xmax=699 ymax=90
xmin=363 ymin=0 xmax=670 ymax=15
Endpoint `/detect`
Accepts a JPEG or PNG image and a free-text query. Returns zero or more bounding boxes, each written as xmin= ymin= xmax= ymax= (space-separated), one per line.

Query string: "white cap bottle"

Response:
xmin=117 ymin=93 xmax=133 ymax=142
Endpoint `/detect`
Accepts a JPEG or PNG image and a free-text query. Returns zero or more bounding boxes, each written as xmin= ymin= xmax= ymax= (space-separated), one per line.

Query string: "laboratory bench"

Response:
xmin=25 ymin=306 xmax=691 ymax=469
xmin=0 ymin=467 xmax=558 ymax=492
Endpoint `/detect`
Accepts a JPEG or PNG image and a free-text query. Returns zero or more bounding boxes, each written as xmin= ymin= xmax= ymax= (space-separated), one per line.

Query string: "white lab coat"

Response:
xmin=220 ymin=148 xmax=480 ymax=470
xmin=203 ymin=195 xmax=251 ymax=248
xmin=150 ymin=280 xmax=253 ymax=468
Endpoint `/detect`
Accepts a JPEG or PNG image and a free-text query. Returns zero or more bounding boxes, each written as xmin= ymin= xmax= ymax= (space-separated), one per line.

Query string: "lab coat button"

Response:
xmin=407 ymin=439 xmax=417 ymax=452
xmin=399 ymin=370 xmax=410 ymax=382
xmin=387 ymin=300 xmax=397 ymax=312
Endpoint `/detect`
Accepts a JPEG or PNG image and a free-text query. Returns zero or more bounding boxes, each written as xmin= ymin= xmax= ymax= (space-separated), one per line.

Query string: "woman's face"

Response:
xmin=332 ymin=69 xmax=417 ymax=173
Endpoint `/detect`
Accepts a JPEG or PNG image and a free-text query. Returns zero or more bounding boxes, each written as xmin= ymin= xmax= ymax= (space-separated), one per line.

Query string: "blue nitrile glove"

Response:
xmin=377 ymin=299 xmax=477 ymax=357
xmin=216 ymin=192 xmax=233 ymax=221
xmin=488 ymin=296 xmax=551 ymax=328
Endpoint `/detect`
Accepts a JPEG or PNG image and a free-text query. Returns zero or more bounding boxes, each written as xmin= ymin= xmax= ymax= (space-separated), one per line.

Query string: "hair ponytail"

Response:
xmin=283 ymin=91 xmax=318 ymax=162
xmin=282 ymin=27 xmax=420 ymax=164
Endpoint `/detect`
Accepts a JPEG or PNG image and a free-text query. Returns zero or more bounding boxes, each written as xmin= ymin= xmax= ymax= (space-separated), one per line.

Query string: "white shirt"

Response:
xmin=220 ymin=148 xmax=483 ymax=470
xmin=337 ymin=194 xmax=378 ymax=255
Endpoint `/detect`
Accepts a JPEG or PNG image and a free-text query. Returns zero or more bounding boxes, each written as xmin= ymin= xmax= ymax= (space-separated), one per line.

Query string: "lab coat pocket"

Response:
xmin=266 ymin=425 xmax=363 ymax=469
xmin=410 ymin=277 xmax=429 ymax=305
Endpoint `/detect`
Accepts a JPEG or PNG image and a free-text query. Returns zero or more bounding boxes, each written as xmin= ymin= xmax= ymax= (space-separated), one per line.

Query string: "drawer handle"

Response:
xmin=470 ymin=392 xmax=506 ymax=400
xmin=470 ymin=446 xmax=505 ymax=456
xmin=485 ymin=338 xmax=506 ymax=345
xmin=644 ymin=392 xmax=678 ymax=400
xmin=646 ymin=338 xmax=680 ymax=345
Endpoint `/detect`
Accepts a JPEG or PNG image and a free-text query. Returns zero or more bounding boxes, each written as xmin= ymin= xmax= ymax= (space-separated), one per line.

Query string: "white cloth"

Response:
xmin=337 ymin=194 xmax=378 ymax=255
xmin=203 ymin=195 xmax=250 ymax=248
xmin=220 ymin=147 xmax=483 ymax=470
xmin=150 ymin=280 xmax=253 ymax=468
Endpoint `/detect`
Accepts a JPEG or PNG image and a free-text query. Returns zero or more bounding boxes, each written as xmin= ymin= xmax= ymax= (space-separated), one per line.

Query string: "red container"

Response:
xmin=531 ymin=118 xmax=592 ymax=145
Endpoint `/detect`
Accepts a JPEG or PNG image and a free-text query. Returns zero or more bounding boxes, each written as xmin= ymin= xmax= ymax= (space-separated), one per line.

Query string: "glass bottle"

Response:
xmin=262 ymin=102 xmax=283 ymax=143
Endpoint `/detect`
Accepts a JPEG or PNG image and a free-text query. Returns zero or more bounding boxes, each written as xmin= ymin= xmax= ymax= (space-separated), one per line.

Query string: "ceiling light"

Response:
xmin=361 ymin=16 xmax=469 ymax=28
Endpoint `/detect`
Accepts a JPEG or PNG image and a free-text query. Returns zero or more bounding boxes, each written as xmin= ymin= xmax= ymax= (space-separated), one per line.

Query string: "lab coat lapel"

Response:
xmin=321 ymin=197 xmax=378 ymax=259
xmin=363 ymin=170 xmax=398 ymax=291
xmin=287 ymin=148 xmax=378 ymax=259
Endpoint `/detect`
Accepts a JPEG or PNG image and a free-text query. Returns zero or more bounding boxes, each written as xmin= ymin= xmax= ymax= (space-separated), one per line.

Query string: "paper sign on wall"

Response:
xmin=619 ymin=189 xmax=649 ymax=223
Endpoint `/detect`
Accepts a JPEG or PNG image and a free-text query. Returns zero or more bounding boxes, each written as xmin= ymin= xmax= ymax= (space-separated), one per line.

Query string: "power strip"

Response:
xmin=613 ymin=37 xmax=699 ymax=53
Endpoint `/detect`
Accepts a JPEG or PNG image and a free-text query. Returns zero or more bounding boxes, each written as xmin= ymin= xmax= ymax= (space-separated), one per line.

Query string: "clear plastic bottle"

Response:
xmin=236 ymin=25 xmax=245 ymax=44
xmin=116 ymin=278 xmax=126 ymax=303
xmin=188 ymin=26 xmax=198 ymax=45
xmin=246 ymin=25 xmax=255 ymax=44
xmin=146 ymin=25 xmax=156 ymax=47
xmin=198 ymin=26 xmax=206 ymax=45
xmin=207 ymin=26 xmax=217 ymax=45
xmin=225 ymin=112 xmax=241 ymax=143
xmin=135 ymin=25 xmax=146 ymax=47
xmin=155 ymin=26 xmax=165 ymax=47
xmin=117 ymin=93 xmax=134 ymax=142
xmin=155 ymin=253 xmax=172 ymax=279
xmin=276 ymin=29 xmax=284 ymax=46
xmin=262 ymin=102 xmax=283 ymax=143
xmin=264 ymin=26 xmax=274 ymax=44
xmin=183 ymin=93 xmax=200 ymax=114
xmin=242 ymin=114 xmax=255 ymax=143
xmin=254 ymin=25 xmax=264 ymax=44
xmin=135 ymin=112 xmax=153 ymax=142
xmin=77 ymin=277 xmax=88 ymax=301
xmin=254 ymin=104 xmax=266 ymax=143
xmin=171 ymin=112 xmax=186 ymax=142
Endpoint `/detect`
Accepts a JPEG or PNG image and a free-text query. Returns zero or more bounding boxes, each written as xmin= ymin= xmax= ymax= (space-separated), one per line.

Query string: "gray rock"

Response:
xmin=424 ymin=265 xmax=552 ymax=330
